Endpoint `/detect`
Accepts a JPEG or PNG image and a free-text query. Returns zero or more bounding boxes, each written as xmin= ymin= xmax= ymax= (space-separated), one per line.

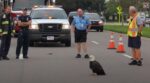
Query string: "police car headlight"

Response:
xmin=99 ymin=20 xmax=103 ymax=24
xmin=62 ymin=24 xmax=70 ymax=29
xmin=31 ymin=24 xmax=39 ymax=29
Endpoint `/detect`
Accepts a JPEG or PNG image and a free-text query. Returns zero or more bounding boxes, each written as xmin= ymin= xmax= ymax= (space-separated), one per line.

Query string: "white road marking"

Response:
xmin=91 ymin=41 xmax=99 ymax=45
xmin=122 ymin=54 xmax=133 ymax=59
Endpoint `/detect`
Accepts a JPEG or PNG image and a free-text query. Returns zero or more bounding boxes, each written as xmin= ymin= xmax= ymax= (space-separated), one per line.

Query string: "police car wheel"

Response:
xmin=29 ymin=42 xmax=34 ymax=47
xmin=96 ymin=29 xmax=100 ymax=32
xmin=100 ymin=26 xmax=104 ymax=32
xmin=65 ymin=40 xmax=71 ymax=47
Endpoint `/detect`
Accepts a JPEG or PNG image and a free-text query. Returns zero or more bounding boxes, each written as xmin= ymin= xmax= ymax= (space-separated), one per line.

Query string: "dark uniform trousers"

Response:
xmin=16 ymin=29 xmax=29 ymax=57
xmin=0 ymin=33 xmax=11 ymax=58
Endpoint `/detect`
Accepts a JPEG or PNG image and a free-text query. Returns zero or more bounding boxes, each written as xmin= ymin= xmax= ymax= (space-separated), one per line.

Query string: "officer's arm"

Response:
xmin=27 ymin=16 xmax=32 ymax=26
xmin=137 ymin=17 xmax=144 ymax=33
xmin=71 ymin=18 xmax=75 ymax=32
xmin=26 ymin=20 xmax=31 ymax=26
xmin=138 ymin=24 xmax=143 ymax=33
xmin=87 ymin=18 xmax=91 ymax=30
xmin=88 ymin=25 xmax=91 ymax=30
xmin=18 ymin=20 xmax=24 ymax=26
xmin=22 ymin=20 xmax=31 ymax=26
xmin=17 ymin=16 xmax=23 ymax=26
xmin=23 ymin=16 xmax=32 ymax=26
xmin=0 ymin=15 xmax=2 ymax=33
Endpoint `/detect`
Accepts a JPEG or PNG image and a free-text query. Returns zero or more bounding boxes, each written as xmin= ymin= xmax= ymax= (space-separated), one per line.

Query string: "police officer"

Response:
xmin=0 ymin=6 xmax=15 ymax=60
xmin=16 ymin=8 xmax=31 ymax=59
xmin=71 ymin=8 xmax=91 ymax=59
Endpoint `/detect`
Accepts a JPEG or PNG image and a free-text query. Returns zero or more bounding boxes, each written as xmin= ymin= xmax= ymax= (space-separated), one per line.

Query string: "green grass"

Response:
xmin=104 ymin=25 xmax=150 ymax=38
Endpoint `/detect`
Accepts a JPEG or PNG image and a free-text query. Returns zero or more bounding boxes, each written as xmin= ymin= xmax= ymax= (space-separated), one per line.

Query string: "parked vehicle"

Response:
xmin=85 ymin=13 xmax=104 ymax=32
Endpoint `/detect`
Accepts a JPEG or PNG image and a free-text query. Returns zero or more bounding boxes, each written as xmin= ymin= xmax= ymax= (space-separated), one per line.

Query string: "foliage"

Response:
xmin=104 ymin=25 xmax=150 ymax=38
xmin=56 ymin=0 xmax=105 ymax=12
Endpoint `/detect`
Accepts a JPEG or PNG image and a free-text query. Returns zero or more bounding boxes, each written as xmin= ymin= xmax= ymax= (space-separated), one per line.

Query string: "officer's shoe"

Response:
xmin=137 ymin=60 xmax=142 ymax=66
xmin=84 ymin=54 xmax=90 ymax=59
xmin=2 ymin=57 xmax=10 ymax=60
xmin=16 ymin=56 xmax=19 ymax=59
xmin=23 ymin=56 xmax=29 ymax=59
xmin=76 ymin=54 xmax=81 ymax=58
xmin=129 ymin=60 xmax=137 ymax=65
xmin=0 ymin=57 xmax=2 ymax=61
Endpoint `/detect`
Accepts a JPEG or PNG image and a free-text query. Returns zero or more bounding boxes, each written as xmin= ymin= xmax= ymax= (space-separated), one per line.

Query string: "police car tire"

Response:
xmin=96 ymin=29 xmax=100 ymax=32
xmin=29 ymin=42 xmax=34 ymax=47
xmin=100 ymin=26 xmax=104 ymax=32
xmin=65 ymin=40 xmax=71 ymax=47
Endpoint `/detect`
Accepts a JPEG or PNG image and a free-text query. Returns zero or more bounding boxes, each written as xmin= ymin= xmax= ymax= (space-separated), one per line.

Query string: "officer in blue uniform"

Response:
xmin=72 ymin=8 xmax=91 ymax=59
xmin=0 ymin=6 xmax=15 ymax=60
xmin=16 ymin=8 xmax=31 ymax=59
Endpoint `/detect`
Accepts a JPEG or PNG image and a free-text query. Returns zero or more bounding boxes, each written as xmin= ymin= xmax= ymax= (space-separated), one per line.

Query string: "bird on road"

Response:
xmin=89 ymin=55 xmax=106 ymax=76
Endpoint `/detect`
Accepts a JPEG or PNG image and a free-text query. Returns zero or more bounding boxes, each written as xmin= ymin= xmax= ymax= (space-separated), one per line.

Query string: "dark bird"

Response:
xmin=89 ymin=55 xmax=106 ymax=76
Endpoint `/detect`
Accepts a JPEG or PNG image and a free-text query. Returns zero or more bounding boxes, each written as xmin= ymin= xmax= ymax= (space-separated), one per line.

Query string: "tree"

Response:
xmin=104 ymin=0 xmax=150 ymax=21
xmin=56 ymin=0 xmax=105 ymax=13
xmin=104 ymin=0 xmax=119 ymax=20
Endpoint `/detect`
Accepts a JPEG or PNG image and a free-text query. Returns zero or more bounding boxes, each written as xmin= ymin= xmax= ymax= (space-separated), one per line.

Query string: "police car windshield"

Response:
xmin=85 ymin=13 xmax=101 ymax=20
xmin=31 ymin=9 xmax=68 ymax=19
xmin=69 ymin=12 xmax=77 ymax=17
xmin=12 ymin=0 xmax=43 ymax=11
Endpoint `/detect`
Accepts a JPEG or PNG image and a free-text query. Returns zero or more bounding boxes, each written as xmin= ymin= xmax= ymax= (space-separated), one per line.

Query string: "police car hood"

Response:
xmin=32 ymin=19 xmax=69 ymax=24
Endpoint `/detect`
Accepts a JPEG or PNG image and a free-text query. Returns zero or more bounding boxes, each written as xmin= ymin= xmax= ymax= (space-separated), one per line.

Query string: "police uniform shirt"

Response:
xmin=18 ymin=15 xmax=31 ymax=28
xmin=72 ymin=16 xmax=91 ymax=30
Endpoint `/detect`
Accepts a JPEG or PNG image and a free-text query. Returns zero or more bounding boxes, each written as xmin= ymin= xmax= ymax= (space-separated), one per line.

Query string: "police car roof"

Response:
xmin=84 ymin=12 xmax=98 ymax=15
xmin=33 ymin=5 xmax=63 ymax=10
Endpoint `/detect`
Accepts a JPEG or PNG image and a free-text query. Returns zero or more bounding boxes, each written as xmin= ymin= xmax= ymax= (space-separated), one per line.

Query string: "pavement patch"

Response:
xmin=48 ymin=53 xmax=53 ymax=55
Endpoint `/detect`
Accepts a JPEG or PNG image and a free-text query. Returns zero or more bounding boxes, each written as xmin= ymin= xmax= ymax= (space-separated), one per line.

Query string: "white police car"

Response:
xmin=29 ymin=6 xmax=71 ymax=47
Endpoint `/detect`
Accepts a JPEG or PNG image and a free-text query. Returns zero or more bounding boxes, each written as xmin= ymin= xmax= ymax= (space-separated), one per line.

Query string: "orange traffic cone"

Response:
xmin=108 ymin=32 xmax=116 ymax=49
xmin=116 ymin=34 xmax=125 ymax=53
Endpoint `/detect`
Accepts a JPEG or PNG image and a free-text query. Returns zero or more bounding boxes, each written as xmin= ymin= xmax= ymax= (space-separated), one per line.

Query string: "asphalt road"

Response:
xmin=0 ymin=31 xmax=150 ymax=83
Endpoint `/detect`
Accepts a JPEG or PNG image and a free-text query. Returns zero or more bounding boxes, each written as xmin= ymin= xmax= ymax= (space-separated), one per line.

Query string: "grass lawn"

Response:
xmin=104 ymin=25 xmax=150 ymax=38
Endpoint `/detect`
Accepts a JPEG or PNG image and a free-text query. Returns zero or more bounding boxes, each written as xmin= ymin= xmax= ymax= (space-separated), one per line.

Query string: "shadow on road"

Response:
xmin=30 ymin=42 xmax=72 ymax=48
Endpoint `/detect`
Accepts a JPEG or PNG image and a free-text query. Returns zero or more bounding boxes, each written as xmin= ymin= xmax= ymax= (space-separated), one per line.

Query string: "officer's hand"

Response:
xmin=138 ymin=32 xmax=142 ymax=37
xmin=87 ymin=29 xmax=90 ymax=33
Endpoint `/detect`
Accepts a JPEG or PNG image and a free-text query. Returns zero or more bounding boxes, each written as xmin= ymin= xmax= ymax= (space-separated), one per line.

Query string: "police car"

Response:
xmin=29 ymin=6 xmax=71 ymax=47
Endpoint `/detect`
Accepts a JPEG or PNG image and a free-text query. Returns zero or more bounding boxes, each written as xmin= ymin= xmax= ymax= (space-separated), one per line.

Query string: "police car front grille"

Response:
xmin=91 ymin=21 xmax=99 ymax=25
xmin=39 ymin=24 xmax=62 ymax=32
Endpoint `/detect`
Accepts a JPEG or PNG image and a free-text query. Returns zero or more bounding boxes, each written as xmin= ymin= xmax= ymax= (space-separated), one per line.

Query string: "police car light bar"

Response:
xmin=33 ymin=5 xmax=63 ymax=8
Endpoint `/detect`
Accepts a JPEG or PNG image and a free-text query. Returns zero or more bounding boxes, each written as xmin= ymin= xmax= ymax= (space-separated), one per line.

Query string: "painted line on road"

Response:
xmin=122 ymin=53 xmax=133 ymax=59
xmin=91 ymin=41 xmax=99 ymax=45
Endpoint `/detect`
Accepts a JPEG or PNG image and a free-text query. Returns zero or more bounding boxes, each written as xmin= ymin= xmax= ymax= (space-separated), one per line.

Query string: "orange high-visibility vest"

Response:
xmin=127 ymin=15 xmax=138 ymax=37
